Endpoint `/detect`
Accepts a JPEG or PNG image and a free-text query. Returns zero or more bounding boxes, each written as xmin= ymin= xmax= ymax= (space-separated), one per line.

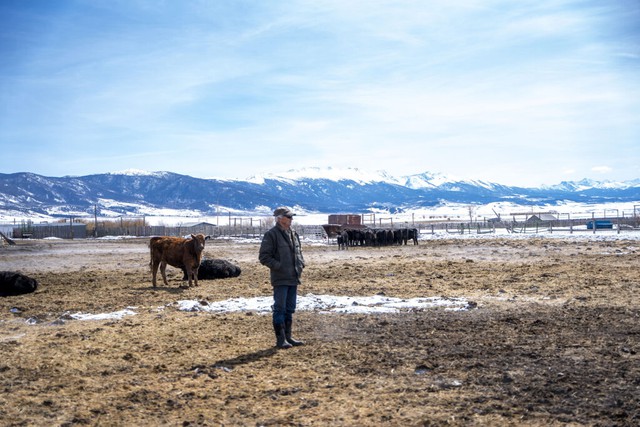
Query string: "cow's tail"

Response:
xmin=148 ymin=239 xmax=154 ymax=271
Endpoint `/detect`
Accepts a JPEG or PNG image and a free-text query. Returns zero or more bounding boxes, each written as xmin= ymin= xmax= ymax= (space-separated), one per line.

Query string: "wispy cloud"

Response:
xmin=592 ymin=166 xmax=612 ymax=174
xmin=1 ymin=0 xmax=638 ymax=185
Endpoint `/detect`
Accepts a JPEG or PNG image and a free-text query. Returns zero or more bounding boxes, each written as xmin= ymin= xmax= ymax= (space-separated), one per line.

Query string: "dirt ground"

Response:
xmin=0 ymin=235 xmax=638 ymax=426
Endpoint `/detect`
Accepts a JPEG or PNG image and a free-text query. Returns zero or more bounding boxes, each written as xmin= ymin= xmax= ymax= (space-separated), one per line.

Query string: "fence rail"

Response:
xmin=1 ymin=221 xmax=327 ymax=240
xmin=1 ymin=216 xmax=638 ymax=240
xmin=417 ymin=216 xmax=640 ymax=235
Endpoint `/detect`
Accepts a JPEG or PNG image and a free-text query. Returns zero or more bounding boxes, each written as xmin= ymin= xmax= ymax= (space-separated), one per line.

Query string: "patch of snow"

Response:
xmin=24 ymin=295 xmax=471 ymax=326
xmin=31 ymin=295 xmax=470 ymax=326
xmin=96 ymin=235 xmax=140 ymax=240
xmin=66 ymin=308 xmax=137 ymax=321
xmin=175 ymin=293 xmax=472 ymax=314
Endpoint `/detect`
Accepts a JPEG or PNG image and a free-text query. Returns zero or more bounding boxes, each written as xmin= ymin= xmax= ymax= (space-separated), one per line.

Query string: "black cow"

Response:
xmin=182 ymin=258 xmax=241 ymax=280
xmin=408 ymin=228 xmax=419 ymax=245
xmin=0 ymin=271 xmax=38 ymax=297
xmin=337 ymin=230 xmax=349 ymax=250
xmin=393 ymin=229 xmax=403 ymax=245
xmin=346 ymin=229 xmax=357 ymax=247
xmin=364 ymin=230 xmax=376 ymax=246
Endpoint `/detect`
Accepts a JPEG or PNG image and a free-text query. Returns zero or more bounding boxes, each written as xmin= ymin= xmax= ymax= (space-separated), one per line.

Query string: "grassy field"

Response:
xmin=1 ymin=236 xmax=638 ymax=425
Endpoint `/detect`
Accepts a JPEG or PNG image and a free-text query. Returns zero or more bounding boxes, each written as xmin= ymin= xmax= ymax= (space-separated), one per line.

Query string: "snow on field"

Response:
xmin=4 ymin=201 xmax=637 ymax=228
xmin=49 ymin=294 xmax=472 ymax=324
xmin=67 ymin=308 xmax=138 ymax=321
xmin=132 ymin=200 xmax=640 ymax=228
xmin=416 ymin=227 xmax=640 ymax=242
xmin=176 ymin=293 xmax=472 ymax=314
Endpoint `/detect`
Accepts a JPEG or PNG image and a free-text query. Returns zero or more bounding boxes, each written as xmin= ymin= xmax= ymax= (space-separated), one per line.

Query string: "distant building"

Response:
xmin=525 ymin=214 xmax=558 ymax=224
xmin=323 ymin=214 xmax=364 ymax=238
xmin=178 ymin=222 xmax=217 ymax=236
xmin=327 ymin=214 xmax=362 ymax=226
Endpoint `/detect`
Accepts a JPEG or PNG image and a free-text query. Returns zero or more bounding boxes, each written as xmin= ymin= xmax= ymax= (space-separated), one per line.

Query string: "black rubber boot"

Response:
xmin=274 ymin=323 xmax=292 ymax=349
xmin=285 ymin=320 xmax=305 ymax=346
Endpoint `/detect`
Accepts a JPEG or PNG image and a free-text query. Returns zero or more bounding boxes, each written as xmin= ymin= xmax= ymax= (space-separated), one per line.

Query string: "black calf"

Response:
xmin=0 ymin=271 xmax=38 ymax=297
xmin=182 ymin=258 xmax=241 ymax=280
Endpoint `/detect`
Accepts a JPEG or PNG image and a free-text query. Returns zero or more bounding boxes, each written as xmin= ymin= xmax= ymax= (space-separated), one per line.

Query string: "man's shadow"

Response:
xmin=214 ymin=347 xmax=278 ymax=369
xmin=192 ymin=347 xmax=278 ymax=378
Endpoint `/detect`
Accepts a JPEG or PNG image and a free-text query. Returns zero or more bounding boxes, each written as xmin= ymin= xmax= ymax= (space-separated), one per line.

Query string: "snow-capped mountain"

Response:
xmin=247 ymin=167 xmax=402 ymax=185
xmin=546 ymin=178 xmax=640 ymax=192
xmin=0 ymin=168 xmax=638 ymax=219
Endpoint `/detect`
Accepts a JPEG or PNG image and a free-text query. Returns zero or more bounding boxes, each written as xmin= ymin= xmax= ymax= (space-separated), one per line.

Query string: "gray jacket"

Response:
xmin=259 ymin=224 xmax=305 ymax=286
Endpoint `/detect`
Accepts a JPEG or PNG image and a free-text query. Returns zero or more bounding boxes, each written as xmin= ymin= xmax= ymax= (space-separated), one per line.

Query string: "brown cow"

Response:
xmin=149 ymin=234 xmax=206 ymax=288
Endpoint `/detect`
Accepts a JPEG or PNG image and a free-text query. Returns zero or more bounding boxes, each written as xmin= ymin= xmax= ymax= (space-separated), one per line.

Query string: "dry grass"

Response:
xmin=0 ymin=237 xmax=638 ymax=426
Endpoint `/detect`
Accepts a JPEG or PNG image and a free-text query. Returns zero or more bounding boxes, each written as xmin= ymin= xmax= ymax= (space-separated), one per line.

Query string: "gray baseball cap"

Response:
xmin=273 ymin=206 xmax=296 ymax=217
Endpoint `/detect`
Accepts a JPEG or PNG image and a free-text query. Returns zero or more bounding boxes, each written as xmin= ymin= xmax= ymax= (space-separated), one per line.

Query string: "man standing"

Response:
xmin=259 ymin=207 xmax=306 ymax=349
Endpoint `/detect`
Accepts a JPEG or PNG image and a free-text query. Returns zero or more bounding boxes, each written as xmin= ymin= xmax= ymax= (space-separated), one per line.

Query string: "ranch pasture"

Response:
xmin=0 ymin=235 xmax=638 ymax=426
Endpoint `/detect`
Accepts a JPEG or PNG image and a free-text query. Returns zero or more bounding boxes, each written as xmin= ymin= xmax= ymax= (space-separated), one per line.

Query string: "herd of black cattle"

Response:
xmin=336 ymin=227 xmax=419 ymax=249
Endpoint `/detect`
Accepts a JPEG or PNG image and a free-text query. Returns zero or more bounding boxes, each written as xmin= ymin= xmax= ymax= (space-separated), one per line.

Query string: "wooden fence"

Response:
xmin=5 ymin=223 xmax=326 ymax=240
xmin=3 ymin=216 xmax=639 ymax=240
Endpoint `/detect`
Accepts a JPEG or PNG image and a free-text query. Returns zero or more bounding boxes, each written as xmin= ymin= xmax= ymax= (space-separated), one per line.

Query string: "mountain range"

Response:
xmin=1 ymin=168 xmax=639 ymax=219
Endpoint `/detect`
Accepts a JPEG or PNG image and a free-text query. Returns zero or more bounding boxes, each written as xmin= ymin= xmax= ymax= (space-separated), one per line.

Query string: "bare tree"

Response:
xmin=467 ymin=205 xmax=477 ymax=222
xmin=263 ymin=216 xmax=275 ymax=229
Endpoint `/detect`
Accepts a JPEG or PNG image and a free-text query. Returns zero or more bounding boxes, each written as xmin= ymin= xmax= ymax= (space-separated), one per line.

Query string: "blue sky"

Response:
xmin=1 ymin=0 xmax=638 ymax=186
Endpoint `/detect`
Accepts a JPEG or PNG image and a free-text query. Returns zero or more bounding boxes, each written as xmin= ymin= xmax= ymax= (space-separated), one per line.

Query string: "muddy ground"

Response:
xmin=0 ymin=236 xmax=638 ymax=426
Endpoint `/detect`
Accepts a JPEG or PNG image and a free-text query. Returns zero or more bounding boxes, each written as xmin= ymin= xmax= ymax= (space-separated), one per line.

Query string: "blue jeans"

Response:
xmin=272 ymin=285 xmax=298 ymax=325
